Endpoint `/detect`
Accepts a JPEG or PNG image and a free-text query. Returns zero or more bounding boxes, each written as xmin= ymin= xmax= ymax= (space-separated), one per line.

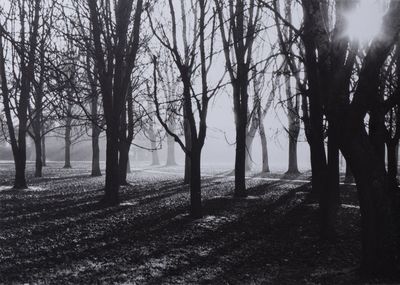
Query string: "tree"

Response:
xmin=215 ymin=0 xmax=261 ymax=197
xmin=149 ymin=0 xmax=219 ymax=218
xmin=86 ymin=0 xmax=144 ymax=205
xmin=0 ymin=0 xmax=41 ymax=188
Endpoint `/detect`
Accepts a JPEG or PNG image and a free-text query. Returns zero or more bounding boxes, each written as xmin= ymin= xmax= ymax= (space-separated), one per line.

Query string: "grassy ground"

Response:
xmin=0 ymin=162 xmax=395 ymax=284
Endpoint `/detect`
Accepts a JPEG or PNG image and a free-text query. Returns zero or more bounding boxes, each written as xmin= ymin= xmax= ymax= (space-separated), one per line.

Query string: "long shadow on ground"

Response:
xmin=0 ymin=170 xmax=389 ymax=284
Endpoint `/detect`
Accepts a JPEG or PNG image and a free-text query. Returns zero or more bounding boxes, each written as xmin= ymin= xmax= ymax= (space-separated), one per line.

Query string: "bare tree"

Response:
xmin=87 ymin=0 xmax=144 ymax=205
xmin=0 ymin=0 xmax=41 ymax=188
xmin=215 ymin=0 xmax=261 ymax=197
xmin=149 ymin=0 xmax=219 ymax=218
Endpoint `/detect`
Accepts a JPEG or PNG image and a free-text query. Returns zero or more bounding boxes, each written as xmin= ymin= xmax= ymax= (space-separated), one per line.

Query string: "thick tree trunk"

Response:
xmin=34 ymin=137 xmax=42 ymax=177
xmin=41 ymin=134 xmax=46 ymax=167
xmin=309 ymin=115 xmax=327 ymax=196
xmin=103 ymin=127 xmax=120 ymax=206
xmin=14 ymin=150 xmax=27 ymax=189
xmin=287 ymin=116 xmax=300 ymax=174
xmin=184 ymin=116 xmax=191 ymax=184
xmin=64 ymin=122 xmax=72 ymax=169
xmin=320 ymin=123 xmax=340 ymax=239
xmin=190 ymin=147 xmax=202 ymax=218
xmin=340 ymin=124 xmax=396 ymax=275
xmin=259 ymin=116 xmax=270 ymax=173
xmin=91 ymin=127 xmax=101 ymax=176
xmin=118 ymin=141 xmax=130 ymax=186
xmin=234 ymin=111 xmax=247 ymax=197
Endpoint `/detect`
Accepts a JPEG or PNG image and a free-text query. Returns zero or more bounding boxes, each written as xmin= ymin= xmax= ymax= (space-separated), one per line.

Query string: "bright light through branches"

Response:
xmin=344 ymin=0 xmax=386 ymax=43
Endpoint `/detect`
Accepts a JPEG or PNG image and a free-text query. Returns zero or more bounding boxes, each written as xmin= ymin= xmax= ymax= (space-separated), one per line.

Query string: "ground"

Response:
xmin=0 ymin=162 xmax=396 ymax=284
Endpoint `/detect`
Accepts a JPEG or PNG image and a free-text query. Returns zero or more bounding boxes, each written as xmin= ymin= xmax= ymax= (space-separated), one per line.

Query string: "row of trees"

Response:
xmin=1 ymin=0 xmax=400 ymax=276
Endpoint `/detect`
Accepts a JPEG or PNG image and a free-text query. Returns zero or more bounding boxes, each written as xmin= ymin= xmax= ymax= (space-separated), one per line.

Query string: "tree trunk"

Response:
xmin=103 ymin=126 xmax=120 ymax=206
xmin=340 ymin=124 xmax=396 ymax=275
xmin=190 ymin=146 xmax=202 ymax=218
xmin=320 ymin=122 xmax=340 ymax=239
xmin=14 ymin=150 xmax=27 ymax=189
xmin=118 ymin=141 xmax=130 ymax=186
xmin=91 ymin=126 xmax=101 ymax=176
xmin=184 ymin=116 xmax=191 ymax=184
xmin=91 ymin=87 xmax=101 ymax=176
xmin=64 ymin=121 xmax=72 ymax=169
xmin=259 ymin=116 xmax=270 ymax=173
xmin=308 ymin=96 xmax=327 ymax=196
xmin=234 ymin=110 xmax=247 ymax=197
xmin=41 ymin=134 xmax=46 ymax=167
xmin=34 ymin=137 xmax=42 ymax=177
xmin=287 ymin=112 xmax=300 ymax=174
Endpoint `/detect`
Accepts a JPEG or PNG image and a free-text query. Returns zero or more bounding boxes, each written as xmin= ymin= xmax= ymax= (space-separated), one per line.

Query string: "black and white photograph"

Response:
xmin=0 ymin=0 xmax=400 ymax=284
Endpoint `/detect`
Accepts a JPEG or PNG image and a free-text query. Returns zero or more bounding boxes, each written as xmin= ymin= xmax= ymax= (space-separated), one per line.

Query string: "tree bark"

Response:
xmin=184 ymin=115 xmax=191 ymax=184
xmin=91 ymin=126 xmax=101 ymax=176
xmin=34 ymin=137 xmax=42 ymax=177
xmin=103 ymin=126 xmax=120 ymax=205
xmin=234 ymin=103 xmax=247 ymax=197
xmin=41 ymin=134 xmax=46 ymax=167
xmin=320 ymin=122 xmax=340 ymax=239
xmin=64 ymin=121 xmax=72 ymax=169
xmin=14 ymin=151 xmax=27 ymax=189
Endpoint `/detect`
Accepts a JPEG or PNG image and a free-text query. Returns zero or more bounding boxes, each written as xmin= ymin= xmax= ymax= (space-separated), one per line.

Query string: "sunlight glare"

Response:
xmin=344 ymin=0 xmax=385 ymax=42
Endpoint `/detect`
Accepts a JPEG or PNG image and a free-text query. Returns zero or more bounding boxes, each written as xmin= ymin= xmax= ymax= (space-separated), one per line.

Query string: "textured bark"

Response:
xmin=103 ymin=125 xmax=120 ymax=205
xmin=91 ymin=126 xmax=101 ymax=176
xmin=41 ymin=134 xmax=46 ymax=167
xmin=63 ymin=118 xmax=72 ymax=169
xmin=34 ymin=138 xmax=42 ymax=177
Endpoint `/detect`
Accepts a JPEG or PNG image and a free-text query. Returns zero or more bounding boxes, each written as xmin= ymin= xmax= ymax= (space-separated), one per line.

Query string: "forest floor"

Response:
xmin=0 ymin=161 xmax=397 ymax=284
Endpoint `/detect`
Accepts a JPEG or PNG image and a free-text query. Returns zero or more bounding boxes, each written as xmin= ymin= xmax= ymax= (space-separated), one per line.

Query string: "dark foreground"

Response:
xmin=0 ymin=162 xmax=395 ymax=284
